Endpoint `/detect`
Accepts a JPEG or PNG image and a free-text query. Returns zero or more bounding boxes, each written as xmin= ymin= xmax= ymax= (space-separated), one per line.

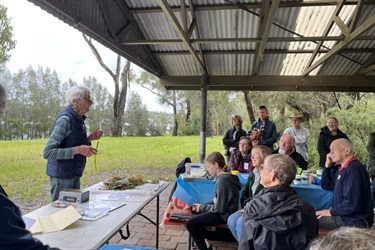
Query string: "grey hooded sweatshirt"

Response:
xmin=199 ymin=172 xmax=242 ymax=221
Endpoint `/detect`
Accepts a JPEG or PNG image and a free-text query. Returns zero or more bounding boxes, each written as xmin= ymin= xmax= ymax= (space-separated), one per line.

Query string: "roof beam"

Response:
xmin=160 ymin=75 xmax=375 ymax=92
xmin=303 ymin=14 xmax=375 ymax=75
xmin=129 ymin=1 xmax=375 ymax=14
xmin=253 ymin=0 xmax=280 ymax=75
xmin=303 ymin=0 xmax=346 ymax=76
xmin=156 ymin=0 xmax=207 ymax=74
xmin=188 ymin=0 xmax=207 ymax=74
xmin=349 ymin=0 xmax=365 ymax=32
xmin=115 ymin=0 xmax=165 ymax=75
xmin=121 ymin=35 xmax=375 ymax=45
xmin=153 ymin=48 xmax=373 ymax=56
xmin=357 ymin=53 xmax=375 ymax=75
xmin=96 ymin=0 xmax=117 ymax=40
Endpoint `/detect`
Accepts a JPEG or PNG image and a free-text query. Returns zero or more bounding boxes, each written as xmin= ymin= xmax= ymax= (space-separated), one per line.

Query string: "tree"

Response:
xmin=82 ymin=76 xmax=114 ymax=135
xmin=148 ymin=111 xmax=171 ymax=136
xmin=124 ymin=91 xmax=149 ymax=136
xmin=83 ymin=34 xmax=130 ymax=137
xmin=135 ymin=71 xmax=179 ymax=136
xmin=0 ymin=3 xmax=16 ymax=65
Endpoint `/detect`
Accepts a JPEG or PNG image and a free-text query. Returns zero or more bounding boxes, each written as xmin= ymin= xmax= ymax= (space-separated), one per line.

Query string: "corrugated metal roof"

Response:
xmin=27 ymin=0 xmax=375 ymax=91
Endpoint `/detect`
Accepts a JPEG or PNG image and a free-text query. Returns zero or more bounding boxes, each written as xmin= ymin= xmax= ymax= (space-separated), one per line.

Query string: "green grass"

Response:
xmin=0 ymin=136 xmax=223 ymax=205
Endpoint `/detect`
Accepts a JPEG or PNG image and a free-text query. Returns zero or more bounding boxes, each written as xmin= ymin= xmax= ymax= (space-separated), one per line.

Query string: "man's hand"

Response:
xmin=74 ymin=145 xmax=98 ymax=157
xmin=325 ymin=153 xmax=333 ymax=168
xmin=88 ymin=128 xmax=103 ymax=142
xmin=192 ymin=203 xmax=201 ymax=212
xmin=316 ymin=209 xmax=331 ymax=219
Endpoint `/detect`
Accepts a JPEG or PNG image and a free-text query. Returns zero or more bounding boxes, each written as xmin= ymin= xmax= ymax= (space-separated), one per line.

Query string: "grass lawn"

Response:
xmin=0 ymin=136 xmax=223 ymax=209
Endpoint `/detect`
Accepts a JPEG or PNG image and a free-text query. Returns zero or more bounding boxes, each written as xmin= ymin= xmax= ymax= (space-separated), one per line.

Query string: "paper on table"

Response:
xmin=80 ymin=207 xmax=110 ymax=221
xmin=24 ymin=206 xmax=81 ymax=234
xmin=38 ymin=206 xmax=81 ymax=233
xmin=93 ymin=192 xmax=131 ymax=201
xmin=135 ymin=181 xmax=165 ymax=192
xmin=22 ymin=216 xmax=37 ymax=231
xmin=24 ymin=214 xmax=42 ymax=233
xmin=79 ymin=200 xmax=126 ymax=212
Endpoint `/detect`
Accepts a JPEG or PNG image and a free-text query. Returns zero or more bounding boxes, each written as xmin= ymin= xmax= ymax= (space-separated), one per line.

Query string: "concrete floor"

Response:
xmin=107 ymin=183 xmax=238 ymax=250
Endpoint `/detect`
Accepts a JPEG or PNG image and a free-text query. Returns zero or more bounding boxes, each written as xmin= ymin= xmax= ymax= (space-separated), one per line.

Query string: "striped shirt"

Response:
xmin=43 ymin=115 xmax=75 ymax=159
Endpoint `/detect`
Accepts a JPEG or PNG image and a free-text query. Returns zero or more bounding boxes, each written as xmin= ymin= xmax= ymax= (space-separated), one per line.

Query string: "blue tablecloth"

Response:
xmin=173 ymin=174 xmax=333 ymax=211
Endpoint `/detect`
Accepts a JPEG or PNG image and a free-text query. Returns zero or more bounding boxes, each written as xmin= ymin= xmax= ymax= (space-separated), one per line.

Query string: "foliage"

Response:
xmin=124 ymin=91 xmax=149 ymax=136
xmin=0 ymin=3 xmax=16 ymax=65
xmin=82 ymin=76 xmax=114 ymax=135
xmin=135 ymin=71 xmax=179 ymax=135
xmin=0 ymin=66 xmax=114 ymax=139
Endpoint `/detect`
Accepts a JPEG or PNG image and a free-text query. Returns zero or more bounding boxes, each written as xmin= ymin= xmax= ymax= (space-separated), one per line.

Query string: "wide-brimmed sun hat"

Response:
xmin=289 ymin=113 xmax=304 ymax=121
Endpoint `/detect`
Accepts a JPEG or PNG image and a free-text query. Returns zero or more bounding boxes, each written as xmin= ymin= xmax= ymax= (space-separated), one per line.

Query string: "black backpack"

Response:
xmin=175 ymin=157 xmax=191 ymax=177
xmin=168 ymin=157 xmax=191 ymax=201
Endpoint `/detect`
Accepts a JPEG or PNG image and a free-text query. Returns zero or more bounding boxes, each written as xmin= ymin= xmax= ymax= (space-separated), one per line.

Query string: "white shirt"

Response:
xmin=283 ymin=127 xmax=310 ymax=161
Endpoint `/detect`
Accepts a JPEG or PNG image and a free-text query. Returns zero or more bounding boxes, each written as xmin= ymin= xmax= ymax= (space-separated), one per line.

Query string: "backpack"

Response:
xmin=175 ymin=157 xmax=191 ymax=178
xmin=169 ymin=157 xmax=191 ymax=201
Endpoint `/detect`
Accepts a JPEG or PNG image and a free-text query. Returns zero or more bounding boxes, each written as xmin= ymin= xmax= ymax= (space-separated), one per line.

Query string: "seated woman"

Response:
xmin=185 ymin=152 xmax=241 ymax=250
xmin=229 ymin=136 xmax=254 ymax=173
xmin=227 ymin=145 xmax=271 ymax=241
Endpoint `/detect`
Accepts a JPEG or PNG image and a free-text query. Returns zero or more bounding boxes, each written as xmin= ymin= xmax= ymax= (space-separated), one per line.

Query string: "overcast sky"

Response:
xmin=2 ymin=0 xmax=168 ymax=112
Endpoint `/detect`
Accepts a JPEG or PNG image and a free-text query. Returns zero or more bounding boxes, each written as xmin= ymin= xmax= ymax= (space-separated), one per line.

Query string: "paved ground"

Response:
xmin=107 ymin=183 xmax=238 ymax=250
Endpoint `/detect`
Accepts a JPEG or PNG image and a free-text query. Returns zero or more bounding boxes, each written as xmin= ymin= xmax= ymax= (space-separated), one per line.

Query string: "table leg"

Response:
xmin=187 ymin=233 xmax=192 ymax=250
xmin=156 ymin=194 xmax=159 ymax=249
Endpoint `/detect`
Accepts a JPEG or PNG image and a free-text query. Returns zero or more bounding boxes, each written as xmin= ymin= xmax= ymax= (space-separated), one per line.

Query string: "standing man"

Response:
xmin=239 ymin=154 xmax=318 ymax=250
xmin=316 ymin=139 xmax=373 ymax=229
xmin=43 ymin=86 xmax=103 ymax=201
xmin=247 ymin=106 xmax=278 ymax=151
xmin=283 ymin=113 xmax=310 ymax=163
xmin=317 ymin=117 xmax=348 ymax=169
xmin=274 ymin=134 xmax=308 ymax=170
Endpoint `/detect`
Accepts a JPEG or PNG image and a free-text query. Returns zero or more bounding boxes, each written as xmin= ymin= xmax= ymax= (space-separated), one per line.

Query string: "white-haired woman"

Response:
xmin=43 ymin=85 xmax=103 ymax=201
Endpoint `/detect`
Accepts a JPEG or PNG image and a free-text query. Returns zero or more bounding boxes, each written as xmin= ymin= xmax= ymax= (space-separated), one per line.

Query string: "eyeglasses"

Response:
xmin=82 ymin=97 xmax=93 ymax=104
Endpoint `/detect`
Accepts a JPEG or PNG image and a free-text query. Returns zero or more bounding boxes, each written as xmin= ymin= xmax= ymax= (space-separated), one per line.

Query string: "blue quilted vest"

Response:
xmin=46 ymin=106 xmax=89 ymax=178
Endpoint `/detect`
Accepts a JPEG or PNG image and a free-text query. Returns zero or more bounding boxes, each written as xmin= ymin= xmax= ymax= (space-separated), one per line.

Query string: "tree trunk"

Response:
xmin=172 ymin=91 xmax=178 ymax=136
xmin=243 ymin=91 xmax=256 ymax=123
xmin=83 ymin=34 xmax=130 ymax=137
xmin=186 ymin=98 xmax=191 ymax=125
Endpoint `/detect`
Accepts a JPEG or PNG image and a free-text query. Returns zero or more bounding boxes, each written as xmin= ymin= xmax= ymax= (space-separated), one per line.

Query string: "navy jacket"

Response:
xmin=223 ymin=126 xmax=247 ymax=155
xmin=248 ymin=117 xmax=278 ymax=150
xmin=321 ymin=159 xmax=374 ymax=228
xmin=0 ymin=193 xmax=57 ymax=249
xmin=317 ymin=126 xmax=348 ymax=168
xmin=46 ymin=106 xmax=89 ymax=178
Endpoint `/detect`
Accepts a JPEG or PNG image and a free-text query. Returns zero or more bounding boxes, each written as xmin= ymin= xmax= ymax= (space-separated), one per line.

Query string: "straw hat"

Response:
xmin=289 ymin=113 xmax=304 ymax=121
